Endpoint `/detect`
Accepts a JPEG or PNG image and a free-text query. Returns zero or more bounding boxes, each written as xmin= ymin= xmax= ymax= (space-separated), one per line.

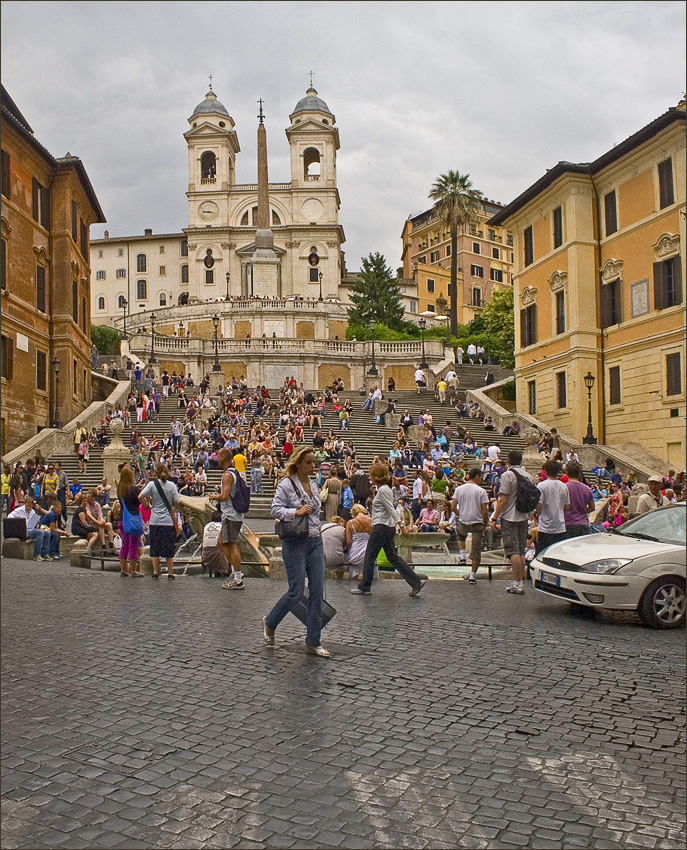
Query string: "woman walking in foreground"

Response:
xmin=263 ymin=446 xmax=330 ymax=657
xmin=351 ymin=462 xmax=426 ymax=597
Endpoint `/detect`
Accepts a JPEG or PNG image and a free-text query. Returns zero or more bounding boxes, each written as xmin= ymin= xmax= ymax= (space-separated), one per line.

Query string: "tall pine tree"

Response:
xmin=347 ymin=252 xmax=406 ymax=330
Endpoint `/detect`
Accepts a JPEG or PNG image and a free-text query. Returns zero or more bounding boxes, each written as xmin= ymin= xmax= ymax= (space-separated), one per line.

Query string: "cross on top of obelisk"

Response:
xmin=257 ymin=98 xmax=265 ymax=124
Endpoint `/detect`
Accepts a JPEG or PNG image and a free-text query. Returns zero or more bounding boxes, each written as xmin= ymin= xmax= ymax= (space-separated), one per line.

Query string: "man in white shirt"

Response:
xmin=456 ymin=346 xmax=464 ymax=364
xmin=414 ymin=368 xmax=425 ymax=393
xmin=636 ymin=476 xmax=670 ymax=515
xmin=7 ymin=495 xmax=50 ymax=560
xmin=467 ymin=343 xmax=477 ymax=363
xmin=452 ymin=470 xmax=489 ymax=582
xmin=487 ymin=443 xmax=501 ymax=463
xmin=536 ymin=460 xmax=570 ymax=554
xmin=490 ymin=450 xmax=535 ymax=595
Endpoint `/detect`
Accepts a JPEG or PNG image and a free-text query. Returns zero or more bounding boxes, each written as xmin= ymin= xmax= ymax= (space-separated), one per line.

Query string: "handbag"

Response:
xmin=275 ymin=479 xmax=310 ymax=541
xmin=291 ymin=587 xmax=337 ymax=629
xmin=319 ymin=484 xmax=330 ymax=502
xmin=122 ymin=500 xmax=144 ymax=536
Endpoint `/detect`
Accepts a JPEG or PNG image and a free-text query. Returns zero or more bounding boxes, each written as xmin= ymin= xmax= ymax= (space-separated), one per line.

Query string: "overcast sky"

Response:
xmin=2 ymin=1 xmax=685 ymax=271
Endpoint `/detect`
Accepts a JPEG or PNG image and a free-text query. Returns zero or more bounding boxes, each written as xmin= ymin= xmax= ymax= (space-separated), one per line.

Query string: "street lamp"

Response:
xmin=212 ymin=314 xmax=221 ymax=371
xmin=318 ymin=270 xmax=324 ymax=302
xmin=367 ymin=317 xmax=379 ymax=376
xmin=582 ymin=371 xmax=597 ymax=445
xmin=149 ymin=312 xmax=157 ymax=364
xmin=225 ymin=270 xmax=230 ymax=301
xmin=121 ymin=297 xmax=128 ymax=340
xmin=418 ymin=316 xmax=429 ymax=370
xmin=52 ymin=357 xmax=61 ymax=429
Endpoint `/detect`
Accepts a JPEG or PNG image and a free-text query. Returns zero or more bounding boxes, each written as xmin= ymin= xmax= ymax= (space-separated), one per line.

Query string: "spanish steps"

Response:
xmin=40 ymin=365 xmax=599 ymax=520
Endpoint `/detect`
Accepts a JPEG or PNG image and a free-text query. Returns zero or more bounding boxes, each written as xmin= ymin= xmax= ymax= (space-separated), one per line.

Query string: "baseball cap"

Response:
xmin=647 ymin=475 xmax=663 ymax=483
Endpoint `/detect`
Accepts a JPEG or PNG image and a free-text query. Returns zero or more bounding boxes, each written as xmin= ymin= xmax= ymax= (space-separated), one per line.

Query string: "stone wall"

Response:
xmin=318 ymin=363 xmax=350 ymax=389
xmin=234 ymin=321 xmax=252 ymax=339
xmin=296 ymin=321 xmax=315 ymax=339
xmin=328 ymin=320 xmax=348 ymax=339
xmin=383 ymin=365 xmax=418 ymax=391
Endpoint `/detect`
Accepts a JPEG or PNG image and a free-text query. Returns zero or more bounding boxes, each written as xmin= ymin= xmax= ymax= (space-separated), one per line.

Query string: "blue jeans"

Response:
xmin=362 ymin=398 xmax=374 ymax=410
xmin=266 ymin=536 xmax=326 ymax=646
xmin=0 ymin=493 xmax=9 ymax=517
xmin=27 ymin=528 xmax=49 ymax=557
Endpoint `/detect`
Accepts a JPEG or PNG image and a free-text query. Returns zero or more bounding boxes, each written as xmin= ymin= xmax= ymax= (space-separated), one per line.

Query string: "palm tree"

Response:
xmin=429 ymin=171 xmax=483 ymax=336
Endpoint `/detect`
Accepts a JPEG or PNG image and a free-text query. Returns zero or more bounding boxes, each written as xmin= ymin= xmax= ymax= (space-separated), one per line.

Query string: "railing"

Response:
xmin=304 ymin=175 xmax=321 ymax=182
xmin=201 ymin=177 xmax=216 ymax=185
xmin=128 ymin=335 xmax=445 ymax=359
xmin=233 ymin=183 xmax=292 ymax=191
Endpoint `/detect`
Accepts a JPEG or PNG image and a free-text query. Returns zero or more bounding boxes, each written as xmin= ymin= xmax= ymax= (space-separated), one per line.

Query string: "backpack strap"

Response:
xmin=153 ymin=480 xmax=177 ymax=527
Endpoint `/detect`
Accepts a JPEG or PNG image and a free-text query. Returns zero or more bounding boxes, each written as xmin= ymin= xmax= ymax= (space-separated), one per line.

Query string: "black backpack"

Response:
xmin=226 ymin=469 xmax=251 ymax=514
xmin=511 ymin=469 xmax=540 ymax=514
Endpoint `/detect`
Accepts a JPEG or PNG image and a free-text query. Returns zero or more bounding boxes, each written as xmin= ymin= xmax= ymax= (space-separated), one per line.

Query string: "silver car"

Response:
xmin=531 ymin=504 xmax=686 ymax=629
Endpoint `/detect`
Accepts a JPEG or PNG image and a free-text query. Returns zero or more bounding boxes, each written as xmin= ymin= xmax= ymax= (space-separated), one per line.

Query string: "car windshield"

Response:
xmin=616 ymin=505 xmax=686 ymax=546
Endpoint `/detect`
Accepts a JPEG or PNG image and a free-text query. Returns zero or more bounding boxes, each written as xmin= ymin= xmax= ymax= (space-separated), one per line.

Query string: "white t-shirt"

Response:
xmin=203 ymin=521 xmax=222 ymax=548
xmin=498 ymin=466 xmax=533 ymax=523
xmin=467 ymin=344 xmax=477 ymax=356
xmin=537 ymin=478 xmax=570 ymax=533
xmin=446 ymin=371 xmax=457 ymax=382
xmin=454 ymin=482 xmax=488 ymax=525
xmin=487 ymin=445 xmax=501 ymax=461
xmin=414 ymin=369 xmax=425 ymax=383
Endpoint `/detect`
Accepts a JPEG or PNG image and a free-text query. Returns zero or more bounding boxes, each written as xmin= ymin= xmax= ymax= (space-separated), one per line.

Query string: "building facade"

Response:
xmin=401 ymin=199 xmax=513 ymax=324
xmin=1 ymin=86 xmax=105 ymax=455
xmin=490 ymin=102 xmax=686 ymax=466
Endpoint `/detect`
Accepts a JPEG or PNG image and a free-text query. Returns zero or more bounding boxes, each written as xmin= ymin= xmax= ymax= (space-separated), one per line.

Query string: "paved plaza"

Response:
xmin=1 ymin=558 xmax=685 ymax=850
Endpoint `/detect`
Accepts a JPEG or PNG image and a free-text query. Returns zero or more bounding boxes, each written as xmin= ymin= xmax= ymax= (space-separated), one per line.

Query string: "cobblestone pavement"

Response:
xmin=1 ymin=558 xmax=685 ymax=850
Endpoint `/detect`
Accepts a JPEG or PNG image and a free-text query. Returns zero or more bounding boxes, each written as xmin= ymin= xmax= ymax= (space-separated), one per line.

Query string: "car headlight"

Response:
xmin=579 ymin=558 xmax=633 ymax=574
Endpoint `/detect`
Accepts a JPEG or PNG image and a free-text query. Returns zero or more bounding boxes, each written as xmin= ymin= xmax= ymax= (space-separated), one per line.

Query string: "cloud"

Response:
xmin=2 ymin=0 xmax=684 ymax=268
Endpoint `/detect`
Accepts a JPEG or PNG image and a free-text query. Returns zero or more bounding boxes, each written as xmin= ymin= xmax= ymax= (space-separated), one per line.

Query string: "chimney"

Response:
xmin=104 ymin=230 xmax=109 ymax=240
xmin=144 ymin=228 xmax=152 ymax=236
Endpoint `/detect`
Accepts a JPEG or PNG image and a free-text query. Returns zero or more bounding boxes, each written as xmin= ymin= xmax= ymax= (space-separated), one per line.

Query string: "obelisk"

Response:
xmin=252 ymin=99 xmax=280 ymax=297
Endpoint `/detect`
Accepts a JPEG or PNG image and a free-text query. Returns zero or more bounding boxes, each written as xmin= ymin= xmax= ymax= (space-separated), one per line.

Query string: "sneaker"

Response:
xmin=459 ymin=556 xmax=467 ymax=565
xmin=409 ymin=580 xmax=426 ymax=597
xmin=34 ymin=555 xmax=45 ymax=561
xmin=152 ymin=574 xmax=159 ymax=580
xmin=222 ymin=576 xmax=245 ymax=590
xmin=167 ymin=574 xmax=175 ymax=580
xmin=506 ymin=584 xmax=525 ymax=595
xmin=350 ymin=587 xmax=371 ymax=595
xmin=463 ymin=574 xmax=476 ymax=583
xmin=42 ymin=555 xmax=53 ymax=561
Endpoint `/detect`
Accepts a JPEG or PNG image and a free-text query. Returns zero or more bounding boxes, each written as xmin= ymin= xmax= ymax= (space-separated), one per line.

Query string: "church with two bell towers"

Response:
xmin=183 ymin=83 xmax=345 ymax=304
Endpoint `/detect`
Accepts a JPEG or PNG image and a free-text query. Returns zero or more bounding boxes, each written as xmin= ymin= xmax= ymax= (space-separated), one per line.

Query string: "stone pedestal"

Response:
xmin=522 ymin=446 xmax=543 ymax=479
xmin=103 ymin=418 xmax=131 ymax=484
xmin=208 ymin=371 xmax=226 ymax=397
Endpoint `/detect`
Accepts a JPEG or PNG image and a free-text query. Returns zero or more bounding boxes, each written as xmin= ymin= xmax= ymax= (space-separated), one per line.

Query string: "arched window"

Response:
xmin=136 ymin=253 xmax=147 ymax=273
xmin=303 ymin=147 xmax=321 ymax=180
xmin=180 ymin=239 xmax=188 ymax=257
xmin=159 ymin=293 xmax=167 ymax=306
xmin=181 ymin=264 xmax=189 ymax=284
xmin=136 ymin=279 xmax=147 ymax=300
xmin=201 ymin=151 xmax=216 ymax=180
xmin=117 ymin=295 xmax=126 ymax=309
xmin=97 ymin=296 xmax=105 ymax=310
xmin=178 ymin=292 xmax=189 ymax=305
xmin=272 ymin=210 xmax=281 ymax=226
xmin=240 ymin=210 xmax=249 ymax=226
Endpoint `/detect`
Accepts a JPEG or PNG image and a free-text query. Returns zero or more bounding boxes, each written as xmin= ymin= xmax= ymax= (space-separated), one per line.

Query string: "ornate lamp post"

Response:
xmin=212 ymin=314 xmax=221 ymax=371
xmin=367 ymin=317 xmax=379 ymax=376
xmin=52 ymin=357 xmax=62 ymax=429
xmin=121 ymin=297 xmax=128 ymax=340
xmin=149 ymin=312 xmax=157 ymax=364
xmin=225 ymin=270 xmax=230 ymax=301
xmin=435 ymin=293 xmax=450 ymax=348
xmin=582 ymin=371 xmax=597 ymax=444
xmin=419 ymin=316 xmax=429 ymax=370
xmin=318 ymin=270 xmax=324 ymax=302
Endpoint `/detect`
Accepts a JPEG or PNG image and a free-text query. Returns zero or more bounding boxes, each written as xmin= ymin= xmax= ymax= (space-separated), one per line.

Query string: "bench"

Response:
xmin=396 ymin=531 xmax=449 ymax=565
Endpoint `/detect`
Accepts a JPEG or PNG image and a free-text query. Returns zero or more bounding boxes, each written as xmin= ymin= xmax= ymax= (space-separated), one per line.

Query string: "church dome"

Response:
xmin=291 ymin=86 xmax=333 ymax=117
xmin=191 ymin=89 xmax=230 ymax=118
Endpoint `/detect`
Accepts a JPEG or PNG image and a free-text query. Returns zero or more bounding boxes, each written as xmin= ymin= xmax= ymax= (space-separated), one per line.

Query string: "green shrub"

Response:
xmin=91 ymin=325 xmax=122 ymax=356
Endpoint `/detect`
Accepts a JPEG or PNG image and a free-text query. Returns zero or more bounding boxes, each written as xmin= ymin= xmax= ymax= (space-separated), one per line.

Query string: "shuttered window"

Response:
xmin=136 ymin=280 xmax=147 ymax=300
xmin=609 ymin=366 xmax=621 ymax=405
xmin=1 ymin=335 xmax=13 ymax=380
xmin=80 ymin=220 xmax=88 ymax=260
xmin=36 ymin=350 xmax=47 ymax=391
xmin=520 ymin=305 xmax=537 ymax=347
xmin=666 ymin=353 xmax=681 ymax=397
xmin=604 ymin=190 xmax=617 ymax=236
xmin=523 ymin=226 xmax=534 ymax=266
xmin=71 ymin=201 xmax=78 ymax=240
xmin=555 ymin=290 xmax=565 ymax=334
xmin=32 ymin=179 xmax=50 ymax=228
xmin=527 ymin=381 xmax=536 ymax=415
xmin=658 ymin=158 xmax=674 ymax=209
xmin=81 ymin=295 xmax=87 ymax=333
xmin=1 ymin=149 xmax=10 ymax=198
xmin=600 ymin=279 xmax=622 ymax=327
xmin=556 ymin=372 xmax=567 ymax=408
xmin=653 ymin=257 xmax=682 ymax=310
xmin=181 ymin=264 xmax=188 ymax=284
xmin=72 ymin=280 xmax=78 ymax=323
xmin=553 ymin=206 xmax=563 ymax=249
xmin=32 ymin=178 xmax=40 ymax=220
xmin=36 ymin=266 xmax=46 ymax=312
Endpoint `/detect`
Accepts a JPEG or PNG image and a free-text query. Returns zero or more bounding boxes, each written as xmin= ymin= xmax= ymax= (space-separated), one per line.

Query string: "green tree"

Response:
xmin=91 ymin=324 xmax=122 ymax=356
xmin=347 ymin=252 xmax=406 ymax=330
xmin=481 ymin=286 xmax=515 ymax=369
xmin=429 ymin=171 xmax=483 ymax=337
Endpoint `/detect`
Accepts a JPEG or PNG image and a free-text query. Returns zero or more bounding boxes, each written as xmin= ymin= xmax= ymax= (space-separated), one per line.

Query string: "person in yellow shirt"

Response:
xmin=436 ymin=379 xmax=447 ymax=405
xmin=41 ymin=464 xmax=59 ymax=508
xmin=232 ymin=450 xmax=247 ymax=481
xmin=1 ymin=463 xmax=11 ymax=517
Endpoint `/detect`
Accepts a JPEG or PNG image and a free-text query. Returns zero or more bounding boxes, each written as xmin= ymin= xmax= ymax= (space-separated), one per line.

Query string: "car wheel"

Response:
xmin=638 ymin=576 xmax=686 ymax=629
